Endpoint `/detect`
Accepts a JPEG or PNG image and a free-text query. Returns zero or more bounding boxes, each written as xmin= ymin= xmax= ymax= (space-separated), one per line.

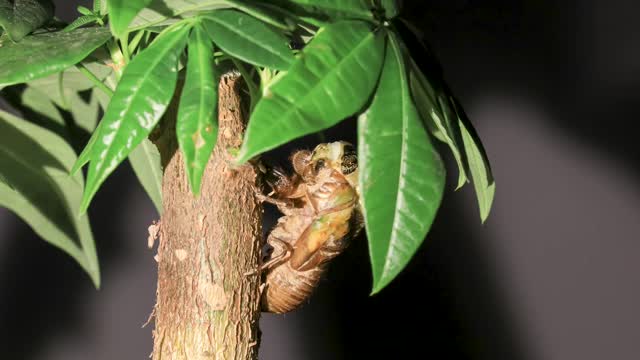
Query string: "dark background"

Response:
xmin=1 ymin=1 xmax=639 ymax=359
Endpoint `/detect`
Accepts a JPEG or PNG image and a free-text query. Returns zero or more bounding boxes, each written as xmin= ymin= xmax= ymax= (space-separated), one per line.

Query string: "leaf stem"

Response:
xmin=106 ymin=39 xmax=124 ymax=79
xmin=128 ymin=30 xmax=146 ymax=55
xmin=77 ymin=64 xmax=114 ymax=97
xmin=58 ymin=72 xmax=69 ymax=110
xmin=120 ymin=34 xmax=131 ymax=63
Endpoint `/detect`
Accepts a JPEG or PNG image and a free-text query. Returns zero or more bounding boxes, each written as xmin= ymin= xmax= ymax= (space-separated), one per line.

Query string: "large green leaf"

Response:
xmin=224 ymin=0 xmax=295 ymax=31
xmin=108 ymin=0 xmax=152 ymax=38
xmin=0 ymin=109 xmax=100 ymax=287
xmin=95 ymin=0 xmax=107 ymax=15
xmin=0 ymin=0 xmax=54 ymax=42
xmin=394 ymin=18 xmax=475 ymax=191
xmin=358 ymin=32 xmax=445 ymax=294
xmin=1 ymin=63 xmax=112 ymax=147
xmin=0 ymin=27 xmax=111 ymax=87
xmin=397 ymin=14 xmax=495 ymax=221
xmin=8 ymin=85 xmax=64 ymax=126
xmin=177 ymin=24 xmax=218 ymax=195
xmin=77 ymin=85 xmax=165 ymax=214
xmin=63 ymin=14 xmax=99 ymax=33
xmin=455 ymin=100 xmax=495 ymax=223
xmin=129 ymin=0 xmax=232 ymax=31
xmin=128 ymin=138 xmax=163 ymax=213
xmin=26 ymin=62 xmax=113 ymax=100
xmin=71 ymin=119 xmax=104 ymax=175
xmin=78 ymin=24 xmax=190 ymax=212
xmin=5 ymin=85 xmax=98 ymax=141
xmin=203 ymin=9 xmax=293 ymax=70
xmin=274 ymin=0 xmax=373 ymax=21
xmin=409 ymin=59 xmax=468 ymax=189
xmin=379 ymin=0 xmax=400 ymax=19
xmin=23 ymin=63 xmax=112 ymax=131
xmin=0 ymin=172 xmax=10 ymax=187
xmin=236 ymin=21 xmax=385 ymax=163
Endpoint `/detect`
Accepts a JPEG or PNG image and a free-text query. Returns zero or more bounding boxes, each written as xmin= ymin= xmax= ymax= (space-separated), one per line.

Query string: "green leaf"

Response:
xmin=399 ymin=9 xmax=496 ymax=222
xmin=392 ymin=20 xmax=475 ymax=191
xmin=455 ymin=99 xmax=495 ymax=223
xmin=63 ymin=14 xmax=98 ymax=32
xmin=0 ymin=27 xmax=111 ymax=87
xmin=2 ymin=62 xmax=112 ymax=144
xmin=236 ymin=21 xmax=385 ymax=163
xmin=177 ymin=24 xmax=218 ymax=195
xmin=13 ymin=86 xmax=65 ymax=126
xmin=71 ymin=119 xmax=103 ymax=175
xmin=0 ymin=0 xmax=54 ymax=42
xmin=0 ymin=172 xmax=11 ymax=187
xmin=77 ymin=5 xmax=94 ymax=16
xmin=276 ymin=0 xmax=373 ymax=21
xmin=203 ymin=9 xmax=293 ymax=70
xmin=0 ymin=109 xmax=100 ymax=287
xmin=409 ymin=58 xmax=468 ymax=189
xmin=358 ymin=32 xmax=445 ymax=294
xmin=79 ymin=23 xmax=190 ymax=212
xmin=224 ymin=0 xmax=295 ymax=31
xmin=26 ymin=61 xmax=113 ymax=99
xmin=108 ymin=0 xmax=152 ymax=38
xmin=380 ymin=0 xmax=400 ymax=19
xmin=2 ymin=61 xmax=110 ymax=129
xmin=27 ymin=64 xmax=112 ymax=130
xmin=128 ymin=138 xmax=163 ymax=213
xmin=93 ymin=0 xmax=104 ymax=14
xmin=129 ymin=0 xmax=232 ymax=31
xmin=23 ymin=86 xmax=104 ymax=141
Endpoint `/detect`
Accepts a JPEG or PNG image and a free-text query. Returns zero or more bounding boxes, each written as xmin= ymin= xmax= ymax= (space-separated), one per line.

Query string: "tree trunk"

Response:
xmin=152 ymin=73 xmax=262 ymax=359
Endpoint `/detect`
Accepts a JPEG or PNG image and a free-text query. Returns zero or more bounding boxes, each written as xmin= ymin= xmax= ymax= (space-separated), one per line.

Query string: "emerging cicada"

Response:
xmin=258 ymin=141 xmax=363 ymax=313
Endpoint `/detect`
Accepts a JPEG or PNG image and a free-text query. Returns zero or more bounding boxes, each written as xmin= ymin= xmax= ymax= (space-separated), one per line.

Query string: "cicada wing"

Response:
xmin=289 ymin=207 xmax=354 ymax=271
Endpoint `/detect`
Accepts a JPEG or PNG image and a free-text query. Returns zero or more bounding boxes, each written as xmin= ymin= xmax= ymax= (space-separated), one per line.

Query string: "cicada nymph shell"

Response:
xmin=260 ymin=141 xmax=363 ymax=313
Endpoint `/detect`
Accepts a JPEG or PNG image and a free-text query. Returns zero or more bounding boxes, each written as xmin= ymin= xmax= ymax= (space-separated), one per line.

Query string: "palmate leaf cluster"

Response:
xmin=0 ymin=0 xmax=495 ymax=293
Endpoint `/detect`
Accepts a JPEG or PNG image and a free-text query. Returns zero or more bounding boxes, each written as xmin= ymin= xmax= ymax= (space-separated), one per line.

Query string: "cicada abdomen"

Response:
xmin=260 ymin=141 xmax=363 ymax=313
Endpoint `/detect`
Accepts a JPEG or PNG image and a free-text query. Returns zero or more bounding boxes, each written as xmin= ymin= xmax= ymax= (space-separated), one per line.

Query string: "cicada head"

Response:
xmin=308 ymin=141 xmax=359 ymax=190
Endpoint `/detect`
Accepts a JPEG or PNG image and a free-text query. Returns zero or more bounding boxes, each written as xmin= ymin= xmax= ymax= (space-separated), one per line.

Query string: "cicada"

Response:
xmin=258 ymin=141 xmax=362 ymax=313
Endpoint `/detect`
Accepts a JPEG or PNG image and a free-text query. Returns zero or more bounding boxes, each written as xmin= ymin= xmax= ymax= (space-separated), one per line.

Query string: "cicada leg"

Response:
xmin=254 ymin=190 xmax=294 ymax=209
xmin=244 ymin=236 xmax=294 ymax=276
xmin=260 ymin=236 xmax=294 ymax=271
xmin=316 ymin=198 xmax=356 ymax=216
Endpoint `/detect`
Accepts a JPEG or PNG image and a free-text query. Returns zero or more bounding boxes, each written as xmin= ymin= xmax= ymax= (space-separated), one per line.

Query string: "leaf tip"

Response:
xmin=108 ymin=22 xmax=124 ymax=40
xmin=479 ymin=182 xmax=496 ymax=223
xmin=90 ymin=272 xmax=101 ymax=289
xmin=78 ymin=187 xmax=95 ymax=216
xmin=370 ymin=278 xmax=391 ymax=296
xmin=187 ymin=177 xmax=202 ymax=198
xmin=70 ymin=160 xmax=84 ymax=176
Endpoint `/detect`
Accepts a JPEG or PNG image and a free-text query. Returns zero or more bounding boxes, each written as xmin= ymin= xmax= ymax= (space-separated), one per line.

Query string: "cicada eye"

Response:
xmin=341 ymin=154 xmax=358 ymax=175
xmin=291 ymin=150 xmax=312 ymax=175
xmin=314 ymin=159 xmax=326 ymax=173
xmin=343 ymin=144 xmax=356 ymax=157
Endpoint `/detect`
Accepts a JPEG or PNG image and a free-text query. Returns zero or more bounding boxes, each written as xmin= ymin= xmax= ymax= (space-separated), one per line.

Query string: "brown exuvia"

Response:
xmin=258 ymin=141 xmax=363 ymax=313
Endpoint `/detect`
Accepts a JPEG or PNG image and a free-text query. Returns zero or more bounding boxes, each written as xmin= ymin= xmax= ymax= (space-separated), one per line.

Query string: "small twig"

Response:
xmin=77 ymin=64 xmax=114 ymax=97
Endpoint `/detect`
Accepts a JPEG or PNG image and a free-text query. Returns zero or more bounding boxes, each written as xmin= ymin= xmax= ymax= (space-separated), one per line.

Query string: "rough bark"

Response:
xmin=152 ymin=73 xmax=262 ymax=359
